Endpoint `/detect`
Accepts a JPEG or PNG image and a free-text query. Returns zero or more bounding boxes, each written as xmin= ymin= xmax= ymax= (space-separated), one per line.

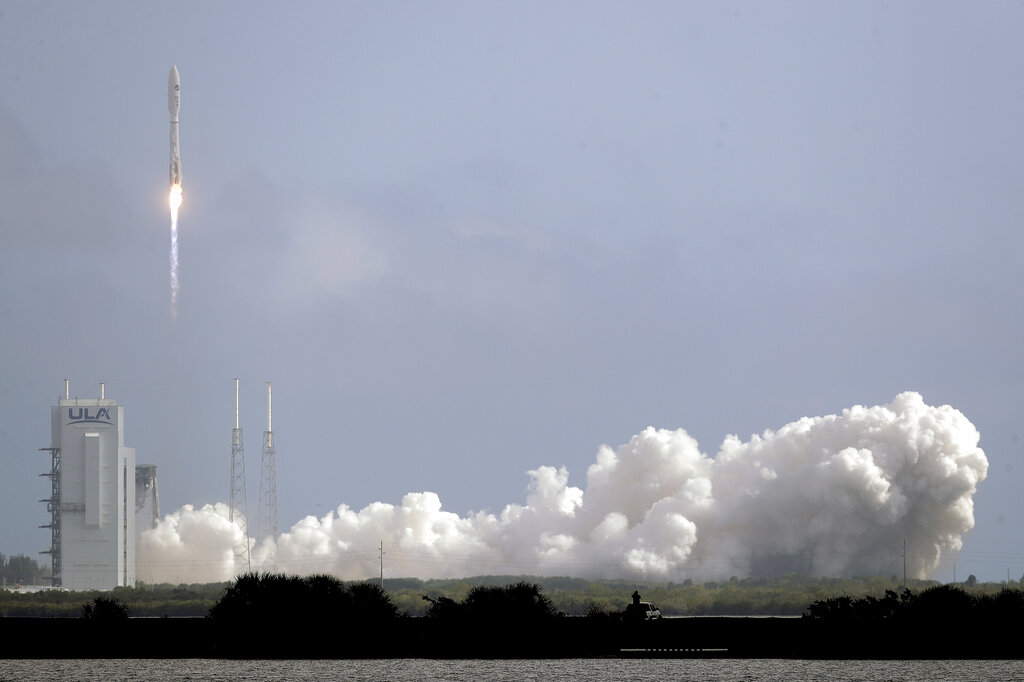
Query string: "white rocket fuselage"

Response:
xmin=168 ymin=65 xmax=181 ymax=186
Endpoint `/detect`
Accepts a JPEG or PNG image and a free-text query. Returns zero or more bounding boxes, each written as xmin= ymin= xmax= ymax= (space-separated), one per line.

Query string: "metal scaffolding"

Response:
xmin=38 ymin=447 xmax=61 ymax=587
xmin=230 ymin=378 xmax=250 ymax=571
xmin=258 ymin=381 xmax=278 ymax=543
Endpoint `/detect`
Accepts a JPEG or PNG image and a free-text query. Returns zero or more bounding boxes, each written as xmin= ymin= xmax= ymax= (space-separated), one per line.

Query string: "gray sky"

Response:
xmin=1 ymin=1 xmax=1022 ymax=582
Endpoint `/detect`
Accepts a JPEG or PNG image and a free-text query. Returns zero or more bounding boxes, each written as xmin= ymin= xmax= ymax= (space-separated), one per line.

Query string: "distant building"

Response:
xmin=43 ymin=383 xmax=136 ymax=590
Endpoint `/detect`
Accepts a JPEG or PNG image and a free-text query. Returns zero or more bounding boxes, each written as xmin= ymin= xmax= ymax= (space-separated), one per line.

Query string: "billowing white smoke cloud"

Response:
xmin=137 ymin=393 xmax=987 ymax=584
xmin=138 ymin=503 xmax=244 ymax=584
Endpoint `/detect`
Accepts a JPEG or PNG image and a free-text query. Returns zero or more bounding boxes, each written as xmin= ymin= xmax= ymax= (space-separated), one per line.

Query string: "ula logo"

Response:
xmin=66 ymin=407 xmax=113 ymax=426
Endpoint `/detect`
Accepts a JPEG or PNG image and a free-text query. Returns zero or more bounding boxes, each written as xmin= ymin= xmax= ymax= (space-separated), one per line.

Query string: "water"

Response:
xmin=1 ymin=659 xmax=1022 ymax=681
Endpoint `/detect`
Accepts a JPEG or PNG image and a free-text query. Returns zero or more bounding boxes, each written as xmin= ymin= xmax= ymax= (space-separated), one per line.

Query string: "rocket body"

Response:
xmin=168 ymin=65 xmax=181 ymax=186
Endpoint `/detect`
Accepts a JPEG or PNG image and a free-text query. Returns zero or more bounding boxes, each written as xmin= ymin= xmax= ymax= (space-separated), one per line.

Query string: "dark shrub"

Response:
xmin=81 ymin=596 xmax=129 ymax=620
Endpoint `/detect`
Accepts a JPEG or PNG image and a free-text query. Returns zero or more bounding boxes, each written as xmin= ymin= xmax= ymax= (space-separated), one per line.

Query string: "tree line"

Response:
xmin=804 ymin=583 xmax=1024 ymax=622
xmin=4 ymin=570 xmax=1024 ymax=619
xmin=0 ymin=554 xmax=48 ymax=587
xmin=6 ymin=573 xmax=1024 ymax=659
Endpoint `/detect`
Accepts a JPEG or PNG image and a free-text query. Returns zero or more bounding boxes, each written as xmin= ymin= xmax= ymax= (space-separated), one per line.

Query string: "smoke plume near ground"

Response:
xmin=137 ymin=393 xmax=987 ymax=583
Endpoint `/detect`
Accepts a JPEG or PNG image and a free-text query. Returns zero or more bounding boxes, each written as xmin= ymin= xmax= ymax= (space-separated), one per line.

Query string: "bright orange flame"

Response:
xmin=169 ymin=183 xmax=183 ymax=220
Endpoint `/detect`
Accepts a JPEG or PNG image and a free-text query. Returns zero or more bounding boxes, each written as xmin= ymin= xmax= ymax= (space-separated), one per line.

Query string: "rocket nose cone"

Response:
xmin=168 ymin=65 xmax=180 ymax=113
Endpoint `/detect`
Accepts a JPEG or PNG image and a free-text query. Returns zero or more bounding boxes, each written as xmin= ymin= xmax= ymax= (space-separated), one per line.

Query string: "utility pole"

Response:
xmin=379 ymin=540 xmax=385 ymax=590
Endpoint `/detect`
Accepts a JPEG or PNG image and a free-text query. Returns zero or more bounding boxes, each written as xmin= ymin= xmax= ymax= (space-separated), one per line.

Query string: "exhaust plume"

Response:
xmin=138 ymin=392 xmax=987 ymax=583
xmin=169 ymin=183 xmax=182 ymax=319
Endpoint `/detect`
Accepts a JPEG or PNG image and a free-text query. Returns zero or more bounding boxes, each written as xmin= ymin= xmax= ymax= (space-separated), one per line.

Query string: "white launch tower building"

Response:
xmin=42 ymin=381 xmax=136 ymax=590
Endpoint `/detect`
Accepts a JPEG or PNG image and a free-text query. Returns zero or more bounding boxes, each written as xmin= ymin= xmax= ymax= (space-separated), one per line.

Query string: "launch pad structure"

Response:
xmin=40 ymin=380 xmax=158 ymax=590
xmin=38 ymin=446 xmax=62 ymax=583
xmin=230 ymin=378 xmax=250 ymax=571
xmin=230 ymin=378 xmax=279 ymax=568
xmin=258 ymin=381 xmax=278 ymax=543
xmin=38 ymin=377 xmax=278 ymax=586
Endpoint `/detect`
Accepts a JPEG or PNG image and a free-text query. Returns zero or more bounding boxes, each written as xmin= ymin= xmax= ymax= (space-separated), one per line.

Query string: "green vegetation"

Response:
xmin=3 ymin=572 xmax=1024 ymax=619
xmin=0 ymin=554 xmax=49 ymax=587
xmin=805 ymin=584 xmax=1024 ymax=621
xmin=209 ymin=572 xmax=397 ymax=625
xmin=398 ymin=573 xmax=946 ymax=616
xmin=207 ymin=572 xmax=401 ymax=657
xmin=4 ymin=574 xmax=1024 ymax=659
xmin=0 ymin=581 xmax=226 ymax=617
xmin=81 ymin=596 xmax=130 ymax=621
xmin=422 ymin=581 xmax=558 ymax=622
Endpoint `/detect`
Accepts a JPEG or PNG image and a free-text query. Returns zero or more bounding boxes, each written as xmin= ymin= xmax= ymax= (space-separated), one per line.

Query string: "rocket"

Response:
xmin=168 ymin=65 xmax=181 ymax=186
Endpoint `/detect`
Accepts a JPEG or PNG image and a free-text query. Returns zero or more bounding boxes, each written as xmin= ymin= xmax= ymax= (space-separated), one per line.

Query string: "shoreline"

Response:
xmin=2 ymin=616 xmax=1020 ymax=660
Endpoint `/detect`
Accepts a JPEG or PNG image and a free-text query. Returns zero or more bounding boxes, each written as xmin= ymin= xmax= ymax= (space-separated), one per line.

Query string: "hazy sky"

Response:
xmin=1 ymin=1 xmax=1022 ymax=582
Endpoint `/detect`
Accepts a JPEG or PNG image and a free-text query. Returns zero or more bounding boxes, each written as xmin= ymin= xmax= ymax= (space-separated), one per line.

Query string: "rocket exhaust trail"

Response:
xmin=169 ymin=184 xmax=182 ymax=318
xmin=168 ymin=66 xmax=182 ymax=319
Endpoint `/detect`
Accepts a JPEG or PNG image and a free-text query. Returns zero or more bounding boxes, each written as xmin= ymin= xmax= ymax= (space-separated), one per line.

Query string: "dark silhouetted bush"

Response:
xmin=418 ymin=581 xmax=565 ymax=656
xmin=804 ymin=584 xmax=1024 ymax=629
xmin=905 ymin=584 xmax=974 ymax=621
xmin=345 ymin=582 xmax=399 ymax=624
xmin=422 ymin=581 xmax=558 ymax=625
xmin=977 ymin=587 xmax=1024 ymax=620
xmin=421 ymin=594 xmax=461 ymax=620
xmin=464 ymin=581 xmax=559 ymax=622
xmin=208 ymin=573 xmax=400 ymax=656
xmin=81 ymin=596 xmax=129 ymax=620
xmin=209 ymin=572 xmax=397 ymax=625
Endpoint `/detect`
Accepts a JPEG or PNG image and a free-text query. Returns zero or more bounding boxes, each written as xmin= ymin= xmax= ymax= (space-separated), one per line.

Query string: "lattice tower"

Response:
xmin=230 ymin=378 xmax=250 ymax=571
xmin=258 ymin=381 xmax=278 ymax=543
xmin=38 ymin=447 xmax=61 ymax=586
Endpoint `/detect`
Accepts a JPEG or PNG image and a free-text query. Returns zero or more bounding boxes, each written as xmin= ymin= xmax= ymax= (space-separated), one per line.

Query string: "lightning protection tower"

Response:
xmin=230 ymin=378 xmax=250 ymax=571
xmin=257 ymin=381 xmax=278 ymax=543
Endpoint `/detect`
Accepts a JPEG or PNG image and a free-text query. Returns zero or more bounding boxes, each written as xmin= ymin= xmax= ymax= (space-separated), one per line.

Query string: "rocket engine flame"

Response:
xmin=169 ymin=183 xmax=182 ymax=215
xmin=169 ymin=183 xmax=182 ymax=319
